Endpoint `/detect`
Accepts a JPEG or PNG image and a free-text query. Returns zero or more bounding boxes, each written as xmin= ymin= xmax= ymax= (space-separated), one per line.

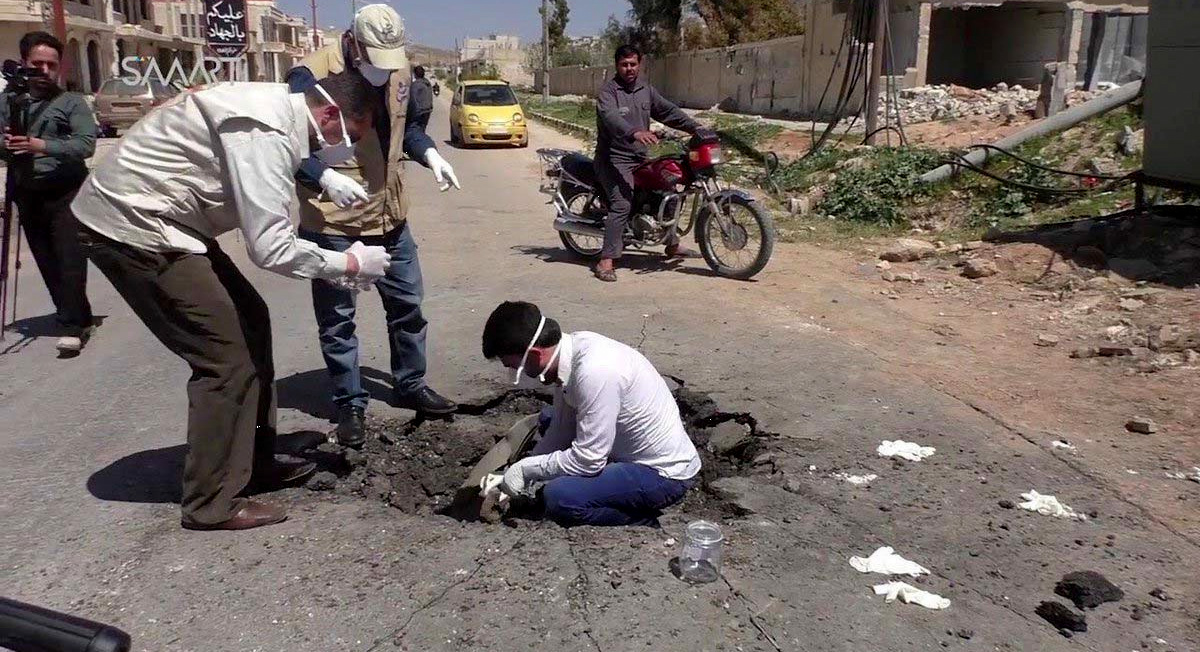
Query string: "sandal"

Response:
xmin=593 ymin=267 xmax=618 ymax=282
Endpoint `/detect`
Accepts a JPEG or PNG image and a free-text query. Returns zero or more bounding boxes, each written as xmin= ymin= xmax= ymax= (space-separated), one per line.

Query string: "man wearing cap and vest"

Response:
xmin=287 ymin=4 xmax=460 ymax=449
xmin=71 ymin=72 xmax=393 ymax=531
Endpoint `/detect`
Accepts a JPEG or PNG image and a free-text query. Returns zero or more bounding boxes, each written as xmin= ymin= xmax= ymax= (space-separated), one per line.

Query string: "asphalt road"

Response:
xmin=1 ymin=95 xmax=1196 ymax=652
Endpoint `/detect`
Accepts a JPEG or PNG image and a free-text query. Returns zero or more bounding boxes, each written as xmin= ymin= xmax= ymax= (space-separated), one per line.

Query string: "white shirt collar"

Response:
xmin=555 ymin=333 xmax=574 ymax=389
xmin=289 ymin=92 xmax=311 ymax=160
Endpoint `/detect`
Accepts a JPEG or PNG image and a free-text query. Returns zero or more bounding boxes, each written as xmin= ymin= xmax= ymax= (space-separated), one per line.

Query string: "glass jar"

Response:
xmin=678 ymin=520 xmax=724 ymax=584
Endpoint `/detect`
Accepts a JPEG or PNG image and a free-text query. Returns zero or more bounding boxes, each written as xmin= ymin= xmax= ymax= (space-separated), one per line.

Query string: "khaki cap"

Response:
xmin=353 ymin=4 xmax=407 ymax=70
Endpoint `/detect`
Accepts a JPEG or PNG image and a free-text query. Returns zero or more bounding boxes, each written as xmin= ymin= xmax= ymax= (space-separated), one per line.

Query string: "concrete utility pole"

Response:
xmin=865 ymin=0 xmax=888 ymax=145
xmin=541 ymin=0 xmax=549 ymax=101
xmin=310 ymin=0 xmax=318 ymax=48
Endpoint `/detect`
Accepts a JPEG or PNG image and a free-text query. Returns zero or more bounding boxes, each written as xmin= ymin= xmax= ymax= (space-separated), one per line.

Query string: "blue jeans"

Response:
xmin=542 ymin=462 xmax=693 ymax=527
xmin=300 ymin=225 xmax=427 ymax=409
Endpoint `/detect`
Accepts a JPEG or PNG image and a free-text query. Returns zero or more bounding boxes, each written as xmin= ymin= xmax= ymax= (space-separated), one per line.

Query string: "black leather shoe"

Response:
xmin=336 ymin=405 xmax=366 ymax=448
xmin=393 ymin=386 xmax=457 ymax=415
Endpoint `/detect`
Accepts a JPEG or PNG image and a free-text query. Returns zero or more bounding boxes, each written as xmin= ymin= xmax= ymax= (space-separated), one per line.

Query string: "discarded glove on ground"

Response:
xmin=873 ymin=581 xmax=951 ymax=610
xmin=849 ymin=546 xmax=930 ymax=577
xmin=1018 ymin=490 xmax=1087 ymax=521
xmin=877 ymin=440 xmax=936 ymax=462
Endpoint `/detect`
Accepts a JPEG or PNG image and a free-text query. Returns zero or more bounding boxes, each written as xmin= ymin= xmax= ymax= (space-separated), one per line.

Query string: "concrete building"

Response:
xmin=0 ymin=0 xmax=314 ymax=92
xmin=884 ymin=1 xmax=1149 ymax=90
xmin=459 ymin=33 xmax=530 ymax=85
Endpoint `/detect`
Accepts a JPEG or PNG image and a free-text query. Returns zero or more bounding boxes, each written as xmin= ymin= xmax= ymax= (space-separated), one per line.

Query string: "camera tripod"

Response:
xmin=1 ymin=76 xmax=34 ymax=340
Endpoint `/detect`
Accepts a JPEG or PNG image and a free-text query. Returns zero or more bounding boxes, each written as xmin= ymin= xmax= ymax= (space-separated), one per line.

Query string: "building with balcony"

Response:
xmin=0 ymin=0 xmax=314 ymax=92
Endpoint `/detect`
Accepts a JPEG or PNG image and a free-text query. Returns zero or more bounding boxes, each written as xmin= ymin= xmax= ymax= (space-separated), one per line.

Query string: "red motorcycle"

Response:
xmin=537 ymin=131 xmax=775 ymax=280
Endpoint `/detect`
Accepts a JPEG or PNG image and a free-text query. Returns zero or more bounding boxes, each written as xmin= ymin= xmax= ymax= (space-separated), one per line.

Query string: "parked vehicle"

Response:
xmin=537 ymin=132 xmax=775 ymax=280
xmin=449 ymin=79 xmax=527 ymax=147
xmin=92 ymin=78 xmax=178 ymax=136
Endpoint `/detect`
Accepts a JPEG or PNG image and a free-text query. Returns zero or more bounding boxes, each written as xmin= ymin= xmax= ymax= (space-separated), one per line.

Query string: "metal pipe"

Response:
xmin=919 ymin=79 xmax=1143 ymax=184
xmin=553 ymin=218 xmax=603 ymax=238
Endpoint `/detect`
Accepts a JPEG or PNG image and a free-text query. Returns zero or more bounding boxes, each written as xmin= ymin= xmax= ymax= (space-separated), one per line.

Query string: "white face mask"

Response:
xmin=358 ymin=61 xmax=392 ymax=87
xmin=304 ymin=84 xmax=355 ymax=164
xmin=512 ymin=314 xmax=561 ymax=385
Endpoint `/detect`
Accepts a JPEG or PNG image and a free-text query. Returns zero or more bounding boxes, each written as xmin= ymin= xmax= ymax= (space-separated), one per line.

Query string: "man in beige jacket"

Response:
xmin=288 ymin=4 xmax=460 ymax=448
xmin=71 ymin=72 xmax=391 ymax=531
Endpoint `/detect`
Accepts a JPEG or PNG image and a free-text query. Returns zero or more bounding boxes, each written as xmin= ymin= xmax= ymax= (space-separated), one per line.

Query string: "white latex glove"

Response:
xmin=346 ymin=241 xmax=391 ymax=281
xmin=319 ymin=169 xmax=369 ymax=208
xmin=500 ymin=457 xmax=548 ymax=498
xmin=423 ymin=147 xmax=460 ymax=191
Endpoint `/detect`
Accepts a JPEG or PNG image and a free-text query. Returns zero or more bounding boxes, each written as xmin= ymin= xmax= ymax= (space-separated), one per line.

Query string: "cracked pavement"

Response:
xmin=1 ymin=96 xmax=1197 ymax=651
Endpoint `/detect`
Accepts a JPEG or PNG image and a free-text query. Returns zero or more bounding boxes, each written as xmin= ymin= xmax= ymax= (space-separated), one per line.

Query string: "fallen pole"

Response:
xmin=919 ymin=79 xmax=1143 ymax=185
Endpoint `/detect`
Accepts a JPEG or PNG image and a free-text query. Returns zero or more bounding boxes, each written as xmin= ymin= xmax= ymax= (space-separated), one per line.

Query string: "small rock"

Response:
xmin=1186 ymin=349 xmax=1200 ymax=365
xmin=998 ymin=499 xmax=1015 ymax=509
xmin=610 ymin=579 xmax=623 ymax=589
xmin=1119 ymin=298 xmax=1146 ymax=312
xmin=1097 ymin=345 xmax=1134 ymax=357
xmin=1149 ymin=587 xmax=1171 ymax=602
xmin=962 ymin=240 xmax=984 ymax=251
xmin=1036 ymin=334 xmax=1060 ymax=347
xmin=880 ymin=238 xmax=937 ymax=262
xmin=784 ymin=478 xmax=803 ymax=494
xmin=1070 ymin=346 xmax=1099 ymax=359
xmin=955 ymin=629 xmax=974 ymax=640
xmin=306 ymin=471 xmax=338 ymax=492
xmin=1055 ymin=571 xmax=1124 ymax=609
xmin=1125 ymin=417 xmax=1158 ymax=434
xmin=707 ymin=421 xmax=754 ymax=457
xmin=1036 ymin=601 xmax=1087 ymax=632
xmin=962 ymin=258 xmax=998 ymax=279
xmin=1084 ymin=276 xmax=1114 ymax=290
xmin=876 ymin=260 xmax=892 ymax=270
xmin=947 ymin=243 xmax=963 ymax=253
xmin=881 ymin=270 xmax=897 ymax=282
xmin=345 ymin=449 xmax=368 ymax=468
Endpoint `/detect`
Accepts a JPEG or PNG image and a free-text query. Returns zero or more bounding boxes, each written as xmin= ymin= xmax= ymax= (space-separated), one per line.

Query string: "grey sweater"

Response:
xmin=595 ymin=75 xmax=699 ymax=162
xmin=0 ymin=90 xmax=96 ymax=189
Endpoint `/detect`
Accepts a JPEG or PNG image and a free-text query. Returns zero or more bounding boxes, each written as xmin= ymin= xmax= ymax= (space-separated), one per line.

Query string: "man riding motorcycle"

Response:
xmin=593 ymin=44 xmax=703 ymax=283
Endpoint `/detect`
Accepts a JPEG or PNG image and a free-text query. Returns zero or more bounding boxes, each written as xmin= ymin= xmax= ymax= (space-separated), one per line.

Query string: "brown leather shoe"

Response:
xmin=181 ymin=500 xmax=288 ymax=531
xmin=245 ymin=456 xmax=318 ymax=494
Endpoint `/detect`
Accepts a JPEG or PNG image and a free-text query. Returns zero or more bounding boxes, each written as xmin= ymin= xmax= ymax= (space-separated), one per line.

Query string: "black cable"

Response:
xmin=805 ymin=0 xmax=872 ymax=159
xmin=862 ymin=125 xmax=905 ymax=145
xmin=944 ymin=153 xmax=1138 ymax=195
xmin=964 ymin=143 xmax=1127 ymax=181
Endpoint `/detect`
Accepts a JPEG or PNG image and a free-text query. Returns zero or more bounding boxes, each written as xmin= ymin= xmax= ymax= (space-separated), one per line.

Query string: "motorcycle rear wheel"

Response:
xmin=697 ymin=194 xmax=775 ymax=280
xmin=558 ymin=187 xmax=605 ymax=258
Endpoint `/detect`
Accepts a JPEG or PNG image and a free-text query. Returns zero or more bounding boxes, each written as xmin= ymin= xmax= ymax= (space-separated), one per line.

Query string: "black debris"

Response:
xmin=1036 ymin=601 xmax=1087 ymax=633
xmin=1055 ymin=570 xmax=1125 ymax=609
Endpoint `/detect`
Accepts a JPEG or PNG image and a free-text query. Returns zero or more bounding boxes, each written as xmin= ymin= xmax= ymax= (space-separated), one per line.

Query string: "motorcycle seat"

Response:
xmin=560 ymin=152 xmax=596 ymax=188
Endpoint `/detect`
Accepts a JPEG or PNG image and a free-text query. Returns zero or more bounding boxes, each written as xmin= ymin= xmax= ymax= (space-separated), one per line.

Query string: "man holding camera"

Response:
xmin=0 ymin=31 xmax=98 ymax=353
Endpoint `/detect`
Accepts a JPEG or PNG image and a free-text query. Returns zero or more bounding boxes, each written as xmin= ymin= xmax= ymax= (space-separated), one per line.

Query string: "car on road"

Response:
xmin=93 ymin=78 xmax=179 ymax=136
xmin=449 ymin=79 xmax=528 ymax=147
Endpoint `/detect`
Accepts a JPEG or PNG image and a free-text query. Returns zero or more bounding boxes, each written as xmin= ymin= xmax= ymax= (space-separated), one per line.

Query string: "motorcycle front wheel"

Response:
xmin=697 ymin=194 xmax=776 ymax=280
xmin=558 ymin=187 xmax=606 ymax=258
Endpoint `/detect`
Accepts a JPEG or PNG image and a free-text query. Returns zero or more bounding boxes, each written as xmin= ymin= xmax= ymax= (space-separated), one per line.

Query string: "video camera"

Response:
xmin=2 ymin=59 xmax=47 ymax=98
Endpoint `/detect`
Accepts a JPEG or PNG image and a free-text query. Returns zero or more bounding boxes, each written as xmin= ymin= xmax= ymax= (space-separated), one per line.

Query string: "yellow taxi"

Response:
xmin=449 ymin=79 xmax=528 ymax=147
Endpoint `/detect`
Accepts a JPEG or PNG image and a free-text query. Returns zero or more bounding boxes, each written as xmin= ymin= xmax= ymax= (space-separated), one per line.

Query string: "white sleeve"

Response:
xmin=218 ymin=122 xmax=350 ymax=279
xmin=540 ymin=369 xmax=619 ymax=477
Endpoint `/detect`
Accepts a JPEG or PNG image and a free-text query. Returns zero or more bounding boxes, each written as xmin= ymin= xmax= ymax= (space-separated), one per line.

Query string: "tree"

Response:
xmin=688 ymin=0 xmax=804 ymax=49
xmin=539 ymin=0 xmax=571 ymax=59
xmin=602 ymin=0 xmax=683 ymax=56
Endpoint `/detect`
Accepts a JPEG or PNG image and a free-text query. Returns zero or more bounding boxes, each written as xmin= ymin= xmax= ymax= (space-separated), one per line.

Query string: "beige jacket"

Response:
xmin=294 ymin=44 xmax=412 ymax=237
xmin=71 ymin=82 xmax=349 ymax=280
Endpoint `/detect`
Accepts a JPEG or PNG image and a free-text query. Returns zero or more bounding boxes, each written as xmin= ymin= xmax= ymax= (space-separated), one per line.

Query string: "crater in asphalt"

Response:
xmin=295 ymin=378 xmax=773 ymax=522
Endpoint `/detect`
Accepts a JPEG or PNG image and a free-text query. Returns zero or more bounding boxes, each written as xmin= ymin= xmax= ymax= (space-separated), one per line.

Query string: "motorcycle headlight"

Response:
xmin=468 ymin=113 xmax=480 ymax=124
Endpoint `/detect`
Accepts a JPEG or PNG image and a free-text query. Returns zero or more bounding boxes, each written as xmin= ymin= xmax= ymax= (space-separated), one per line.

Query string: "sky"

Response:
xmin=275 ymin=0 xmax=632 ymax=50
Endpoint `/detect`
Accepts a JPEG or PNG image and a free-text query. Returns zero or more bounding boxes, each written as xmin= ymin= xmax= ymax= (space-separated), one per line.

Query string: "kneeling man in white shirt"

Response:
xmin=482 ymin=301 xmax=701 ymax=526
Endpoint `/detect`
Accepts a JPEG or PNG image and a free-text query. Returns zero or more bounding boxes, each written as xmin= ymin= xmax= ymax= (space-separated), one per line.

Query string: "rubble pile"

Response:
xmin=297 ymin=383 xmax=771 ymax=521
xmin=881 ymin=83 xmax=1096 ymax=124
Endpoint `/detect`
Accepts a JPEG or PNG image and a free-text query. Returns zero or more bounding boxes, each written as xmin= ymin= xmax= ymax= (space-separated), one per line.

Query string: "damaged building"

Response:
xmin=883 ymin=0 xmax=1149 ymax=90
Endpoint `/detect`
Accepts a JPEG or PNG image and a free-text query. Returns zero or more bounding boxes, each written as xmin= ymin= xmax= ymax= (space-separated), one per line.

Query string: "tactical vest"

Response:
xmin=294 ymin=44 xmax=411 ymax=237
